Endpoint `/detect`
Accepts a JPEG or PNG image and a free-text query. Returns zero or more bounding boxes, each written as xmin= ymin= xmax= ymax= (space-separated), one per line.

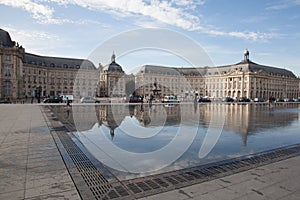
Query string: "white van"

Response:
xmin=61 ymin=95 xmax=74 ymax=103
xmin=161 ymin=96 xmax=180 ymax=103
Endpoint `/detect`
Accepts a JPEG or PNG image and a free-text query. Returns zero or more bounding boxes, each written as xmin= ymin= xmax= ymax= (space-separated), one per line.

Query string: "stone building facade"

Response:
xmin=1 ymin=28 xmax=299 ymax=102
xmin=98 ymin=52 xmax=135 ymax=98
xmin=135 ymin=50 xmax=299 ymax=101
xmin=0 ymin=29 xmax=25 ymax=100
xmin=0 ymin=28 xmax=98 ymax=101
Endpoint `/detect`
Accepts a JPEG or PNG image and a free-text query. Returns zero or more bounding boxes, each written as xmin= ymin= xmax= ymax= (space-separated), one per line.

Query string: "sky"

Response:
xmin=0 ymin=0 xmax=300 ymax=76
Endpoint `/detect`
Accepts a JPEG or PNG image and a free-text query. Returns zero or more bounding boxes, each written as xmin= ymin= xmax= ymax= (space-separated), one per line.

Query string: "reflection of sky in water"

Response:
xmin=101 ymin=119 xmax=179 ymax=153
xmin=71 ymin=104 xmax=300 ymax=180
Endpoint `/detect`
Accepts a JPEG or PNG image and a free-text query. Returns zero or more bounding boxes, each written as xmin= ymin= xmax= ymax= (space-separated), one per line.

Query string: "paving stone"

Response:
xmin=0 ymin=189 xmax=24 ymax=200
xmin=230 ymin=177 xmax=268 ymax=194
xmin=26 ymin=168 xmax=73 ymax=188
xmin=261 ymin=182 xmax=294 ymax=200
xmin=181 ymin=180 xmax=225 ymax=196
xmin=25 ymin=189 xmax=81 ymax=200
xmin=0 ymin=168 xmax=26 ymax=194
xmin=232 ymin=190 xmax=265 ymax=200
xmin=0 ymin=105 xmax=80 ymax=199
xmin=25 ymin=181 xmax=77 ymax=198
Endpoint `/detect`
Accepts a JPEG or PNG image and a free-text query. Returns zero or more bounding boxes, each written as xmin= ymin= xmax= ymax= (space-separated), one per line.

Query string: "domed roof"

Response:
xmin=103 ymin=52 xmax=124 ymax=73
xmin=0 ymin=28 xmax=15 ymax=47
xmin=105 ymin=61 xmax=124 ymax=72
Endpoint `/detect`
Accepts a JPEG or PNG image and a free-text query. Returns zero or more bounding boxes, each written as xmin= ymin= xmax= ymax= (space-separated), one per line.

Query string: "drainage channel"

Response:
xmin=43 ymin=106 xmax=300 ymax=200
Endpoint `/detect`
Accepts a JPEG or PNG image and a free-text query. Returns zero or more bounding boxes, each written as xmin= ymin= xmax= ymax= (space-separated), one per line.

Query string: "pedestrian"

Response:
xmin=66 ymin=97 xmax=70 ymax=107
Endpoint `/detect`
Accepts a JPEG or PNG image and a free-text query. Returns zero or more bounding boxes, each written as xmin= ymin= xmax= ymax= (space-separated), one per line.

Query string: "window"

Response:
xmin=5 ymin=81 xmax=11 ymax=96
xmin=5 ymin=55 xmax=11 ymax=61
xmin=5 ymin=65 xmax=11 ymax=77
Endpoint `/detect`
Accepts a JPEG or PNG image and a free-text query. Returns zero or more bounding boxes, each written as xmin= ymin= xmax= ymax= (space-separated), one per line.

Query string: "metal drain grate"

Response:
xmin=43 ymin=106 xmax=300 ymax=200
xmin=45 ymin=106 xmax=135 ymax=200
xmin=120 ymin=144 xmax=300 ymax=199
xmin=55 ymin=132 xmax=114 ymax=200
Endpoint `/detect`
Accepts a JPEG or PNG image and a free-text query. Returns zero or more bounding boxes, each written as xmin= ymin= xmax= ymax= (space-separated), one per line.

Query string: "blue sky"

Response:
xmin=0 ymin=0 xmax=300 ymax=76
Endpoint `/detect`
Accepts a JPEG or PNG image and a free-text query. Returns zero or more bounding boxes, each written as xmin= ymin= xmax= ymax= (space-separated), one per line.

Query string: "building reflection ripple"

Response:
xmin=50 ymin=103 xmax=300 ymax=177
xmin=51 ymin=103 xmax=300 ymax=147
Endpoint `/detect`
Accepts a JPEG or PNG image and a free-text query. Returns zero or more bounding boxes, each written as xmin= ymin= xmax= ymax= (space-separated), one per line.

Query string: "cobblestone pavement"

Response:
xmin=0 ymin=104 xmax=299 ymax=200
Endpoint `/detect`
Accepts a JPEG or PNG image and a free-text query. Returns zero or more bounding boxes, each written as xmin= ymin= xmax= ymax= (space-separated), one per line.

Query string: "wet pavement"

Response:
xmin=0 ymin=104 xmax=300 ymax=200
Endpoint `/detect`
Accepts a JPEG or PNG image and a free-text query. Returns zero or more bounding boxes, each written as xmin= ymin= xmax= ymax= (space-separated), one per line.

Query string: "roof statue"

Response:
xmin=244 ymin=49 xmax=250 ymax=62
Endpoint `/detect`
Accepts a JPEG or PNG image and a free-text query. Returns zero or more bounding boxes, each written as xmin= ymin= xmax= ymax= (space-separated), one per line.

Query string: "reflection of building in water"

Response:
xmin=95 ymin=104 xmax=299 ymax=146
xmin=96 ymin=105 xmax=129 ymax=139
xmin=134 ymin=104 xmax=182 ymax=127
xmin=200 ymin=104 xmax=299 ymax=146
xmin=50 ymin=105 xmax=98 ymax=132
xmin=51 ymin=104 xmax=299 ymax=145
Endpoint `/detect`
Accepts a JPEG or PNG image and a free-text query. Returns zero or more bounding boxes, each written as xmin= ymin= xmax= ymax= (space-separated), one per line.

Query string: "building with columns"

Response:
xmin=98 ymin=52 xmax=135 ymax=98
xmin=0 ymin=28 xmax=98 ymax=101
xmin=1 ymin=28 xmax=299 ymax=102
xmin=135 ymin=50 xmax=299 ymax=101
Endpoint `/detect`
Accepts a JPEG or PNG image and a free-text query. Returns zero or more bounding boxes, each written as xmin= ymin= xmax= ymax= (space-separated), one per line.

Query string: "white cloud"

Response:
xmin=3 ymin=26 xmax=64 ymax=54
xmin=0 ymin=0 xmax=277 ymax=41
xmin=0 ymin=0 xmax=70 ymax=24
xmin=56 ymin=0 xmax=203 ymax=31
xmin=266 ymin=0 xmax=300 ymax=10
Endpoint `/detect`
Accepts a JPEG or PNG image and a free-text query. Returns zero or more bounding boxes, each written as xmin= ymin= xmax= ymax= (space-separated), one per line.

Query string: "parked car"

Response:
xmin=269 ymin=97 xmax=276 ymax=102
xmin=60 ymin=95 xmax=74 ymax=103
xmin=128 ymin=95 xmax=143 ymax=103
xmin=161 ymin=96 xmax=180 ymax=103
xmin=285 ymin=98 xmax=295 ymax=102
xmin=198 ymin=97 xmax=211 ymax=103
xmin=276 ymin=98 xmax=285 ymax=102
xmin=254 ymin=98 xmax=264 ymax=102
xmin=0 ymin=98 xmax=11 ymax=104
xmin=238 ymin=97 xmax=250 ymax=102
xmin=223 ymin=97 xmax=234 ymax=102
xmin=80 ymin=97 xmax=100 ymax=103
xmin=43 ymin=96 xmax=63 ymax=103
